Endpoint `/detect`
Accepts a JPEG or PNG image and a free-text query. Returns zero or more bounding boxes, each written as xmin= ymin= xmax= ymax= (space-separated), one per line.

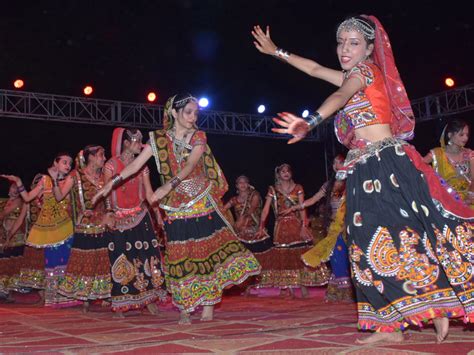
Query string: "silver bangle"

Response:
xmin=306 ymin=112 xmax=323 ymax=130
xmin=274 ymin=48 xmax=290 ymax=62
xmin=111 ymin=174 xmax=123 ymax=188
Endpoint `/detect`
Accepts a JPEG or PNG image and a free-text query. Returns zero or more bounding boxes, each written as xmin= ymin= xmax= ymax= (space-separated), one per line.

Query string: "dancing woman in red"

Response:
xmin=94 ymin=94 xmax=260 ymax=324
xmin=254 ymin=15 xmax=474 ymax=344
xmin=257 ymin=164 xmax=329 ymax=297
xmin=104 ymin=128 xmax=167 ymax=317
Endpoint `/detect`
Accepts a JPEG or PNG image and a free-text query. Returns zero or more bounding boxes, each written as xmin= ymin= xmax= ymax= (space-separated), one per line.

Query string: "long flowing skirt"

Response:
xmin=18 ymin=246 xmax=45 ymax=289
xmin=345 ymin=140 xmax=474 ymax=332
xmin=257 ymin=215 xmax=330 ymax=288
xmin=107 ymin=213 xmax=167 ymax=312
xmin=0 ymin=245 xmax=24 ymax=294
xmin=44 ymin=236 xmax=81 ymax=308
xmin=58 ymin=232 xmax=111 ymax=300
xmin=164 ymin=211 xmax=261 ymax=312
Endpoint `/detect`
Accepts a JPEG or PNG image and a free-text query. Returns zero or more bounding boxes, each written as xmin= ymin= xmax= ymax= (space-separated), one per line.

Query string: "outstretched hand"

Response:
xmin=251 ymin=25 xmax=277 ymax=56
xmin=272 ymin=112 xmax=309 ymax=144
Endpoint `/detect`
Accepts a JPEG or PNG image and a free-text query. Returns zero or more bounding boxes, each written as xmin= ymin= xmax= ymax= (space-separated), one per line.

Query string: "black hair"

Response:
xmin=83 ymin=145 xmax=103 ymax=164
xmin=54 ymin=152 xmax=72 ymax=163
xmin=121 ymin=129 xmax=141 ymax=151
xmin=173 ymin=93 xmax=197 ymax=111
xmin=338 ymin=15 xmax=376 ymax=45
xmin=444 ymin=119 xmax=469 ymax=145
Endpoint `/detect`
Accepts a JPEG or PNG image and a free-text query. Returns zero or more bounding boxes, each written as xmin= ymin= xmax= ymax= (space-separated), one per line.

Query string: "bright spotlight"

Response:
xmin=198 ymin=97 xmax=209 ymax=108
xmin=13 ymin=79 xmax=24 ymax=89
xmin=83 ymin=85 xmax=93 ymax=96
xmin=302 ymin=110 xmax=309 ymax=118
xmin=445 ymin=77 xmax=455 ymax=88
xmin=147 ymin=92 xmax=157 ymax=102
xmin=257 ymin=104 xmax=266 ymax=114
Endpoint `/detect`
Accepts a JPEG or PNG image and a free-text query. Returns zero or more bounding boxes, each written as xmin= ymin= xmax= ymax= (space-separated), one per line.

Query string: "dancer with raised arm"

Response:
xmin=104 ymin=128 xmax=167 ymax=317
xmin=94 ymin=94 xmax=260 ymax=324
xmin=253 ymin=15 xmax=474 ymax=344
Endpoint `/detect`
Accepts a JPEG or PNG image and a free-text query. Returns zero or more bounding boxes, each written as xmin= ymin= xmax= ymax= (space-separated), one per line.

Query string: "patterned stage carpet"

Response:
xmin=1 ymin=288 xmax=474 ymax=354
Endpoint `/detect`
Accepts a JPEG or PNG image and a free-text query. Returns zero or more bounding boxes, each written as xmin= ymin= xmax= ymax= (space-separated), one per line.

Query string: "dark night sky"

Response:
xmin=0 ymin=1 xmax=473 ymax=203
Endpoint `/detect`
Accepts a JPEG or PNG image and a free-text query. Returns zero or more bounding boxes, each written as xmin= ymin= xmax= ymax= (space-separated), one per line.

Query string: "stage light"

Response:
xmin=83 ymin=85 xmax=93 ymax=95
xmin=302 ymin=110 xmax=309 ymax=118
xmin=198 ymin=97 xmax=209 ymax=108
xmin=257 ymin=104 xmax=266 ymax=114
xmin=13 ymin=79 xmax=24 ymax=89
xmin=147 ymin=92 xmax=157 ymax=102
xmin=445 ymin=77 xmax=455 ymax=87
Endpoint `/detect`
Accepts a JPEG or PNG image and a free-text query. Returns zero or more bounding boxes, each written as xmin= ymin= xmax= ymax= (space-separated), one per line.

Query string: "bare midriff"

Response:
xmin=354 ymin=123 xmax=393 ymax=143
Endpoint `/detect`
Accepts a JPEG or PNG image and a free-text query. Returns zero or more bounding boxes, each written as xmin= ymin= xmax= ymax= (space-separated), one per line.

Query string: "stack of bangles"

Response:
xmin=17 ymin=184 xmax=25 ymax=193
xmin=170 ymin=176 xmax=182 ymax=189
xmin=306 ymin=111 xmax=323 ymax=131
xmin=111 ymin=174 xmax=123 ymax=187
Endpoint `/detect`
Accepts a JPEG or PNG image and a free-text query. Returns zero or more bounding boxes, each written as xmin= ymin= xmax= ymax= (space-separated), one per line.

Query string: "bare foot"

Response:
xmin=82 ymin=301 xmax=90 ymax=314
xmin=113 ymin=311 xmax=125 ymax=319
xmin=355 ymin=332 xmax=404 ymax=344
xmin=433 ymin=317 xmax=449 ymax=343
xmin=301 ymin=286 xmax=309 ymax=298
xmin=178 ymin=311 xmax=191 ymax=325
xmin=200 ymin=305 xmax=214 ymax=321
xmin=146 ymin=302 xmax=159 ymax=315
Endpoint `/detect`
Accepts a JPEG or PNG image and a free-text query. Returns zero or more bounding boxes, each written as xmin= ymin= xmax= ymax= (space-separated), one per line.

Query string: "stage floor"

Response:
xmin=1 ymin=288 xmax=473 ymax=354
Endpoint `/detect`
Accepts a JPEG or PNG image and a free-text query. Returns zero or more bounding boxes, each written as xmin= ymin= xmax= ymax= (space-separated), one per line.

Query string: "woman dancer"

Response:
xmin=224 ymin=175 xmax=271 ymax=294
xmin=94 ymin=94 xmax=260 ymax=324
xmin=284 ymin=155 xmax=354 ymax=302
xmin=0 ymin=184 xmax=27 ymax=301
xmin=257 ymin=164 xmax=329 ymax=297
xmin=104 ymin=128 xmax=167 ymax=317
xmin=2 ymin=153 xmax=77 ymax=307
xmin=55 ymin=146 xmax=112 ymax=311
xmin=254 ymin=15 xmax=473 ymax=343
xmin=424 ymin=119 xmax=473 ymax=208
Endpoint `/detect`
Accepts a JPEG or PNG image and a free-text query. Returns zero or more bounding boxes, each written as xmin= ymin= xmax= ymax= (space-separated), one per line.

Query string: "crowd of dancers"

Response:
xmin=0 ymin=13 xmax=473 ymax=344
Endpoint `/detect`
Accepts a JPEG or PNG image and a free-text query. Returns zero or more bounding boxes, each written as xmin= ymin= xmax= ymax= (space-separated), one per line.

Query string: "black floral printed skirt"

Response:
xmin=345 ymin=139 xmax=474 ymax=332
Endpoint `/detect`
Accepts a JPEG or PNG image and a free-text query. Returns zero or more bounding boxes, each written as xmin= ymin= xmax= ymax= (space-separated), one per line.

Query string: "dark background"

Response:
xmin=0 ymin=0 xmax=473 ymax=205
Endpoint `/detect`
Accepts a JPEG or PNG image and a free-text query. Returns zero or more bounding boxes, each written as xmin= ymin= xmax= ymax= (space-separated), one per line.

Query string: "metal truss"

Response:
xmin=0 ymin=89 xmax=323 ymax=142
xmin=1 ymin=84 xmax=473 ymax=141
xmin=411 ymin=83 xmax=474 ymax=122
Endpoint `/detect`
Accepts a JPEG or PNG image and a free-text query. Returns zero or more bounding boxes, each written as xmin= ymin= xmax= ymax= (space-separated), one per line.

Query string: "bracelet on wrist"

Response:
xmin=306 ymin=111 xmax=323 ymax=131
xmin=273 ymin=47 xmax=290 ymax=62
xmin=17 ymin=185 xmax=25 ymax=193
xmin=169 ymin=176 xmax=182 ymax=189
xmin=111 ymin=174 xmax=123 ymax=188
